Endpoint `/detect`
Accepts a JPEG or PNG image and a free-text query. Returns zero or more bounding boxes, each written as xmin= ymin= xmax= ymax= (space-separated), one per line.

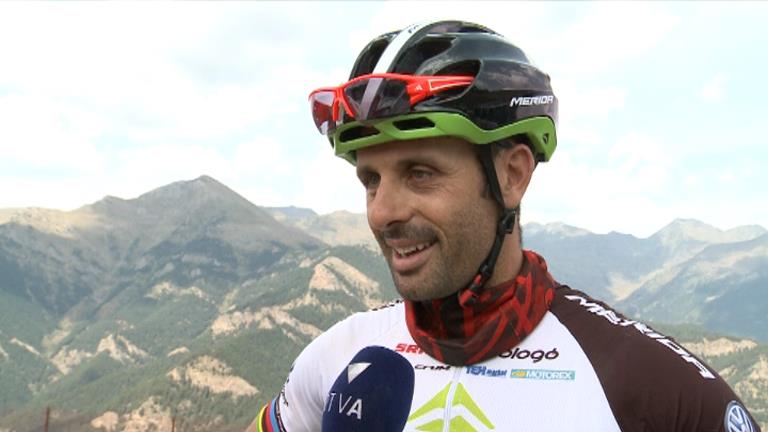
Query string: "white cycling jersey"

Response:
xmin=255 ymin=286 xmax=759 ymax=432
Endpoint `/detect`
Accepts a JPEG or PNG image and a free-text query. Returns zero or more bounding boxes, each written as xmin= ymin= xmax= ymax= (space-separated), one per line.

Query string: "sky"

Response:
xmin=0 ymin=1 xmax=766 ymax=238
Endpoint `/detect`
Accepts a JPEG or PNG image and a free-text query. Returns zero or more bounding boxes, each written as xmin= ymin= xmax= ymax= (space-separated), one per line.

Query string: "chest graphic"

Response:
xmin=406 ymin=382 xmax=495 ymax=431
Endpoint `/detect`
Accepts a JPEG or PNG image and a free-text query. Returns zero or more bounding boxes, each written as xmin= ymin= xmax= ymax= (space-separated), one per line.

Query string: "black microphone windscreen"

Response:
xmin=321 ymin=345 xmax=415 ymax=432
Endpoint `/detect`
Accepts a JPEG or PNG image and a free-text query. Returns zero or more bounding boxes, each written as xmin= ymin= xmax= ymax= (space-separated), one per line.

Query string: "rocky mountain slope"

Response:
xmin=265 ymin=207 xmax=378 ymax=250
xmin=268 ymin=210 xmax=768 ymax=340
xmin=0 ymin=177 xmax=765 ymax=431
xmin=522 ymin=219 xmax=768 ymax=341
xmin=0 ymin=177 xmax=396 ymax=431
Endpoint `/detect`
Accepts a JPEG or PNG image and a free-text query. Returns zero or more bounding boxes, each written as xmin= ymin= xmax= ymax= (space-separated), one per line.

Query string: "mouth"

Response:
xmin=393 ymin=241 xmax=434 ymax=258
xmin=388 ymin=239 xmax=437 ymax=274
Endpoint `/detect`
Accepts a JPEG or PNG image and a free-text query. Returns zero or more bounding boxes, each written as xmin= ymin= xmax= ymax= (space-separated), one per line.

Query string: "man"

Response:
xmin=248 ymin=21 xmax=760 ymax=431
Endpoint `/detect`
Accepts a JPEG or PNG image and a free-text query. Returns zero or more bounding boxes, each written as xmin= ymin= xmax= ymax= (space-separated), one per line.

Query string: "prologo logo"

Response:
xmin=725 ymin=401 xmax=755 ymax=432
xmin=406 ymin=383 xmax=495 ymax=431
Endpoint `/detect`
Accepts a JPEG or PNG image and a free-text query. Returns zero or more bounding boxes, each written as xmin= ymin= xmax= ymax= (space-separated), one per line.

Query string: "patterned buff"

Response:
xmin=405 ymin=250 xmax=557 ymax=365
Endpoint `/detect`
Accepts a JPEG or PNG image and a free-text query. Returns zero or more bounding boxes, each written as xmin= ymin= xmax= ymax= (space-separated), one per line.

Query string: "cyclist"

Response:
xmin=247 ymin=20 xmax=759 ymax=432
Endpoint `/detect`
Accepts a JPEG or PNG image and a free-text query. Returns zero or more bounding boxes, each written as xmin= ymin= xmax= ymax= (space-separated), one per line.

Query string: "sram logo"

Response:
xmin=510 ymin=95 xmax=554 ymax=107
xmin=395 ymin=343 xmax=425 ymax=355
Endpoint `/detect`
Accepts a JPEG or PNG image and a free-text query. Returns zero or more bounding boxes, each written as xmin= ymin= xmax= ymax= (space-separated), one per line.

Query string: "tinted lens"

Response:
xmin=344 ymin=78 xmax=410 ymax=121
xmin=310 ymin=91 xmax=334 ymax=135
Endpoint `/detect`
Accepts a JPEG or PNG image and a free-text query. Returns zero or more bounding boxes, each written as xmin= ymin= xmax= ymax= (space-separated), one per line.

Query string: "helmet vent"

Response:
xmin=435 ymin=60 xmax=480 ymax=77
xmin=393 ymin=117 xmax=435 ymax=131
xmin=351 ymin=37 xmax=393 ymax=78
xmin=339 ymin=125 xmax=380 ymax=142
xmin=395 ymin=38 xmax=453 ymax=74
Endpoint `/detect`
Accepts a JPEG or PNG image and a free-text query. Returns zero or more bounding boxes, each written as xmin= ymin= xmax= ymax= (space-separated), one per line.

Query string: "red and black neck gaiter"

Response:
xmin=404 ymin=250 xmax=557 ymax=366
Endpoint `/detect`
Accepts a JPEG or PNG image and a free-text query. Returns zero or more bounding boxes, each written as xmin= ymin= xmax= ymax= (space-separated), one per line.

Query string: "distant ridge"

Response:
xmin=0 ymin=176 xmax=766 ymax=431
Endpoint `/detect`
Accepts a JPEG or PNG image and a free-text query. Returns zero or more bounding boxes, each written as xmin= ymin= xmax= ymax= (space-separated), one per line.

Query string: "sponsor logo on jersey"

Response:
xmin=725 ymin=401 xmax=755 ymax=432
xmin=415 ymin=364 xmax=452 ymax=371
xmin=498 ymin=347 xmax=559 ymax=362
xmin=465 ymin=365 xmax=507 ymax=378
xmin=509 ymin=368 xmax=576 ymax=381
xmin=509 ymin=95 xmax=554 ymax=107
xmin=407 ymin=382 xmax=495 ymax=431
xmin=395 ymin=343 xmax=425 ymax=355
xmin=565 ymin=294 xmax=716 ymax=379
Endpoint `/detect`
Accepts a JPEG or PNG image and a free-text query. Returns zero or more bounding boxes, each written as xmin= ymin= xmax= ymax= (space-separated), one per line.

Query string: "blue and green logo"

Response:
xmin=508 ymin=369 xmax=575 ymax=381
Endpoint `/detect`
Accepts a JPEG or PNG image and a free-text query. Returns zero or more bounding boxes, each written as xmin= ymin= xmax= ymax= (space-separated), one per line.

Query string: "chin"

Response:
xmin=394 ymin=279 xmax=450 ymax=302
xmin=394 ymin=280 xmax=426 ymax=302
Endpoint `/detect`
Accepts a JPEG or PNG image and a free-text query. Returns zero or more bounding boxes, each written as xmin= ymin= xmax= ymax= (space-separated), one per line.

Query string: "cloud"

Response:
xmin=0 ymin=2 xmax=764 ymax=237
xmin=294 ymin=151 xmax=364 ymax=215
xmin=525 ymin=131 xmax=677 ymax=236
xmin=0 ymin=177 xmax=107 ymax=211
xmin=699 ymin=73 xmax=727 ymax=102
xmin=540 ymin=2 xmax=680 ymax=76
xmin=557 ymin=83 xmax=626 ymax=120
xmin=0 ymin=93 xmax=108 ymax=172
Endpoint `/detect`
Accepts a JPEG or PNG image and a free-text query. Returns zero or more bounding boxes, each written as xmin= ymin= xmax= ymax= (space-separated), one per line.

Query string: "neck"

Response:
xmin=405 ymin=249 xmax=557 ymax=365
xmin=484 ymin=228 xmax=523 ymax=288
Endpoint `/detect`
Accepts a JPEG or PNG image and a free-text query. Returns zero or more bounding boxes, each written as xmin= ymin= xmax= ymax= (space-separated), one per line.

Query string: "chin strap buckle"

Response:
xmin=499 ymin=208 xmax=516 ymax=234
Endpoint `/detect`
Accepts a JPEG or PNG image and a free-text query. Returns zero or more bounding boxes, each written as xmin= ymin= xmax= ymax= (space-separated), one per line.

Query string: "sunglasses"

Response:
xmin=309 ymin=73 xmax=474 ymax=135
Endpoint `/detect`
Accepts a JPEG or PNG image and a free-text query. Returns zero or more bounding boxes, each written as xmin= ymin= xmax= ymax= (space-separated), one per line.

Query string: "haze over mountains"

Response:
xmin=270 ymin=203 xmax=768 ymax=341
xmin=0 ymin=176 xmax=766 ymax=431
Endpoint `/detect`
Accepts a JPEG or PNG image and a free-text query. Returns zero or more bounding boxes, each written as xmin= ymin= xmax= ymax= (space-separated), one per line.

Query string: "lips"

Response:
xmin=388 ymin=239 xmax=437 ymax=274
xmin=393 ymin=241 xmax=434 ymax=258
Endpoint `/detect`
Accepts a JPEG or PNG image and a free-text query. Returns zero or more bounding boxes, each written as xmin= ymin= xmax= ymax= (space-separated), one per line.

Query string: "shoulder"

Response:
xmin=274 ymin=300 xmax=407 ymax=431
xmin=549 ymin=286 xmax=718 ymax=380
xmin=549 ymin=286 xmax=755 ymax=432
xmin=315 ymin=300 xmax=405 ymax=349
xmin=296 ymin=299 xmax=405 ymax=374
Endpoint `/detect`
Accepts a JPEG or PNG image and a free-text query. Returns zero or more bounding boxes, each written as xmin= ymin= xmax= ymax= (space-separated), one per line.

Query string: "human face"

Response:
xmin=355 ymin=137 xmax=498 ymax=301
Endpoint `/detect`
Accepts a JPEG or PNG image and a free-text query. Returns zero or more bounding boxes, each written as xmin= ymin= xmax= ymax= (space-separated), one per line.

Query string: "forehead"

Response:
xmin=355 ymin=136 xmax=476 ymax=168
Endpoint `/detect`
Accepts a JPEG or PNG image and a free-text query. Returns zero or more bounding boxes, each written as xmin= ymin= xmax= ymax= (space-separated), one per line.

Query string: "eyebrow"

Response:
xmin=356 ymin=163 xmax=375 ymax=180
xmin=356 ymin=154 xmax=444 ymax=178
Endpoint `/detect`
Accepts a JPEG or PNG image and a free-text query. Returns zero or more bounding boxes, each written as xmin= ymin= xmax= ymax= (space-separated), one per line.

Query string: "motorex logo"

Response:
xmin=407 ymin=383 xmax=495 ymax=431
xmin=509 ymin=369 xmax=576 ymax=381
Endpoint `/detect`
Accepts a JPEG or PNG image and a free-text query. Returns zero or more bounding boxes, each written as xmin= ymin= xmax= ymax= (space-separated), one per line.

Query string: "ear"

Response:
xmin=494 ymin=144 xmax=535 ymax=208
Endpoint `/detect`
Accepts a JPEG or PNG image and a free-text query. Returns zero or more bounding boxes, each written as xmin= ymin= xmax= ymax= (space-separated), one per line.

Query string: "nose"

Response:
xmin=367 ymin=178 xmax=412 ymax=232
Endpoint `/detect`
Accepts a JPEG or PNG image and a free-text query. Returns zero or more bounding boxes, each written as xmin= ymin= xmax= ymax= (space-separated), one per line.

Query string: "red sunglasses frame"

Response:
xmin=309 ymin=73 xmax=474 ymax=124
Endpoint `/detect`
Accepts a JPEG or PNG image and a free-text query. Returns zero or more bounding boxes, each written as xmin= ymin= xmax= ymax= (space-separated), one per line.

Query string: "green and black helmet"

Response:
xmin=309 ymin=20 xmax=559 ymax=305
xmin=309 ymin=20 xmax=558 ymax=164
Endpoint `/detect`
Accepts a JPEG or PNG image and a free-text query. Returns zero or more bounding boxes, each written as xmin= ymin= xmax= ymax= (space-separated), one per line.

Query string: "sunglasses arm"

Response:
xmin=406 ymin=77 xmax=473 ymax=105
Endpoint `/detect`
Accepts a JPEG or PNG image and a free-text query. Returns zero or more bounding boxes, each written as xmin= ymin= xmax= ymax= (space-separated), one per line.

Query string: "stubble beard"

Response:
xmin=377 ymin=204 xmax=496 ymax=302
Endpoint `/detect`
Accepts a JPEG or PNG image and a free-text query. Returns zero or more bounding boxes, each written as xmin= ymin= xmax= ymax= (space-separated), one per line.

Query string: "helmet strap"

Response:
xmin=458 ymin=145 xmax=516 ymax=308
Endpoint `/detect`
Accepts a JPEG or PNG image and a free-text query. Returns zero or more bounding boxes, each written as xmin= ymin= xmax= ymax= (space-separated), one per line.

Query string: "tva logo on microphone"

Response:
xmin=324 ymin=391 xmax=364 ymax=420
xmin=323 ymin=362 xmax=370 ymax=420
xmin=321 ymin=346 xmax=415 ymax=432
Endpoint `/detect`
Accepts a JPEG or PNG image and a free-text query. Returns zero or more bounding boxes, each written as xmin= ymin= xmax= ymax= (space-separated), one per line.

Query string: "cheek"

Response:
xmin=439 ymin=191 xmax=498 ymax=247
xmin=446 ymin=178 xmax=497 ymax=224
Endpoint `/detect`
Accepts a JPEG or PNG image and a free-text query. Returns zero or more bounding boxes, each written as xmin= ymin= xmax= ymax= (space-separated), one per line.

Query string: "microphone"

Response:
xmin=321 ymin=346 xmax=415 ymax=432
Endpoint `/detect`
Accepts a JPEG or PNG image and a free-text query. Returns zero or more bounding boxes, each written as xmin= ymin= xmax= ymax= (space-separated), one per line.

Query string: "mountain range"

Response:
xmin=0 ymin=175 xmax=765 ymax=431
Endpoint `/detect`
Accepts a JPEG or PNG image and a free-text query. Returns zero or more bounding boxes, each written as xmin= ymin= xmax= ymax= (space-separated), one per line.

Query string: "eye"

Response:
xmin=358 ymin=172 xmax=380 ymax=190
xmin=410 ymin=167 xmax=434 ymax=182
